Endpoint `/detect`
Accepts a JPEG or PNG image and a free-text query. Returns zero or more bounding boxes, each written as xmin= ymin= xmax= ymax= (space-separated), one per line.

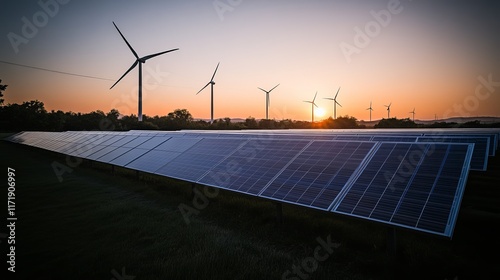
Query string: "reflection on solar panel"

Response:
xmin=417 ymin=136 xmax=489 ymax=171
xmin=5 ymin=129 xmax=489 ymax=238
xmin=260 ymin=141 xmax=376 ymax=210
xmin=155 ymin=138 xmax=248 ymax=182
xmin=332 ymin=143 xmax=473 ymax=236
xmin=199 ymin=139 xmax=310 ymax=195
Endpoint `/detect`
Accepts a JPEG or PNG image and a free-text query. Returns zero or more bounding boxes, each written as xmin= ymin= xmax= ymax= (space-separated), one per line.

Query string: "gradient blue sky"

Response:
xmin=1 ymin=0 xmax=499 ymax=121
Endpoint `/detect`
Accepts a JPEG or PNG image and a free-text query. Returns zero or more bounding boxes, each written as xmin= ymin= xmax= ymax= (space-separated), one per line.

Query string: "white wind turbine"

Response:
xmin=110 ymin=21 xmax=179 ymax=122
xmin=196 ymin=62 xmax=220 ymax=124
xmin=384 ymin=102 xmax=392 ymax=118
xmin=367 ymin=101 xmax=374 ymax=121
xmin=409 ymin=108 xmax=416 ymax=122
xmin=323 ymin=87 xmax=342 ymax=119
xmin=258 ymin=83 xmax=280 ymax=120
xmin=304 ymin=92 xmax=318 ymax=123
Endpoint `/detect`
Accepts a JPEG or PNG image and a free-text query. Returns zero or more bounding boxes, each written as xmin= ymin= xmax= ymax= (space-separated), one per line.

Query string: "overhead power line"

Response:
xmin=0 ymin=60 xmax=115 ymax=82
xmin=0 ymin=60 xmax=174 ymax=87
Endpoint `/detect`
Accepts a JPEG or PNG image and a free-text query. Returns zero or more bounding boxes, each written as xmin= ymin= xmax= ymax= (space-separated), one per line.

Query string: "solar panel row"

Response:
xmin=5 ymin=130 xmax=476 ymax=237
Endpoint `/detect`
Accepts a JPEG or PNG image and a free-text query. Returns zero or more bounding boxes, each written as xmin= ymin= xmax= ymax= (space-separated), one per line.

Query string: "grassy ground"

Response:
xmin=1 ymin=136 xmax=499 ymax=279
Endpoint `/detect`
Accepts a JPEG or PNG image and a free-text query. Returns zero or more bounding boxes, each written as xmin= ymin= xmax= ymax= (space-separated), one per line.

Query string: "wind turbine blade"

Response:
xmin=196 ymin=82 xmax=211 ymax=95
xmin=336 ymin=101 xmax=342 ymax=107
xmin=112 ymin=22 xmax=139 ymax=60
xmin=334 ymin=87 xmax=341 ymax=99
xmin=303 ymin=101 xmax=312 ymax=103
xmin=268 ymin=83 xmax=280 ymax=93
xmin=313 ymin=102 xmax=318 ymax=108
xmin=110 ymin=60 xmax=138 ymax=89
xmin=141 ymin=48 xmax=179 ymax=61
xmin=258 ymin=87 xmax=267 ymax=93
xmin=211 ymin=62 xmax=220 ymax=82
xmin=313 ymin=91 xmax=317 ymax=103
xmin=323 ymin=97 xmax=334 ymax=100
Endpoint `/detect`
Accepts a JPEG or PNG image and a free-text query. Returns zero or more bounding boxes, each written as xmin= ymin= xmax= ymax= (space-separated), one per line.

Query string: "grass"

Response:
xmin=1 ymin=136 xmax=500 ymax=279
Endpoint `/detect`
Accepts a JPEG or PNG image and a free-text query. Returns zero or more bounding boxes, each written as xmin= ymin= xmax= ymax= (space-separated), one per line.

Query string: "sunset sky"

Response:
xmin=1 ymin=0 xmax=499 ymax=121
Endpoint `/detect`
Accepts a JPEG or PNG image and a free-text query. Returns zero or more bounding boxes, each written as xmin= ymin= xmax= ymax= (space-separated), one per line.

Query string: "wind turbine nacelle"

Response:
xmin=211 ymin=81 xmax=216 ymax=85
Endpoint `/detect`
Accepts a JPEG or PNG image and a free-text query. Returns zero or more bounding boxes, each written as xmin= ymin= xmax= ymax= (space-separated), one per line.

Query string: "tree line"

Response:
xmin=1 ymin=80 xmax=497 ymax=132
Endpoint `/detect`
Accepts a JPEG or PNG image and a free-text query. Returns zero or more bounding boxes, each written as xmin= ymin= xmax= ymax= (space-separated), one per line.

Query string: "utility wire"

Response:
xmin=0 ymin=60 xmax=174 ymax=87
xmin=0 ymin=60 xmax=115 ymax=82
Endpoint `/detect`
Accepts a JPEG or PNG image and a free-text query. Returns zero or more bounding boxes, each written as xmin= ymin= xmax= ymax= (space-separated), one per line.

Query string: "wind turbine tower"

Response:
xmin=304 ymin=92 xmax=318 ymax=123
xmin=367 ymin=101 xmax=373 ymax=121
xmin=196 ymin=63 xmax=220 ymax=124
xmin=384 ymin=102 xmax=392 ymax=118
xmin=258 ymin=83 xmax=280 ymax=120
xmin=110 ymin=21 xmax=179 ymax=122
xmin=323 ymin=87 xmax=342 ymax=119
xmin=410 ymin=108 xmax=416 ymax=122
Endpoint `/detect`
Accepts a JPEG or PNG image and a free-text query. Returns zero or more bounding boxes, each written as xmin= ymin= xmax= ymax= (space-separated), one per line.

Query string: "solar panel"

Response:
xmin=126 ymin=150 xmax=182 ymax=173
xmin=155 ymin=138 xmax=247 ymax=182
xmin=199 ymin=139 xmax=311 ymax=195
xmin=332 ymin=142 xmax=473 ymax=237
xmin=4 ymin=129 xmax=481 ymax=238
xmin=154 ymin=137 xmax=201 ymax=152
xmin=417 ymin=136 xmax=489 ymax=171
xmin=260 ymin=141 xmax=376 ymax=210
xmin=372 ymin=136 xmax=418 ymax=142
xmin=109 ymin=148 xmax=151 ymax=167
xmin=96 ymin=147 xmax=132 ymax=163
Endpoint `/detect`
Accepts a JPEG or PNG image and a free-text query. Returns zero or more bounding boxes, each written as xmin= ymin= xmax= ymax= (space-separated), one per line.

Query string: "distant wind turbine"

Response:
xmin=258 ymin=83 xmax=280 ymax=120
xmin=409 ymin=108 xmax=415 ymax=122
xmin=304 ymin=91 xmax=318 ymax=123
xmin=110 ymin=21 xmax=179 ymax=122
xmin=367 ymin=101 xmax=373 ymax=121
xmin=196 ymin=62 xmax=220 ymax=124
xmin=384 ymin=102 xmax=392 ymax=118
xmin=323 ymin=87 xmax=342 ymax=119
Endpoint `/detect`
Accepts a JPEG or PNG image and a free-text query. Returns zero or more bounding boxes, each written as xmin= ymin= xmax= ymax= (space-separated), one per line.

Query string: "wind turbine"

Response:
xmin=257 ymin=83 xmax=280 ymax=120
xmin=303 ymin=91 xmax=318 ymax=123
xmin=197 ymin=62 xmax=220 ymax=124
xmin=366 ymin=101 xmax=373 ymax=121
xmin=409 ymin=108 xmax=416 ymax=122
xmin=323 ymin=87 xmax=342 ymax=119
xmin=110 ymin=21 xmax=179 ymax=122
xmin=384 ymin=102 xmax=392 ymax=118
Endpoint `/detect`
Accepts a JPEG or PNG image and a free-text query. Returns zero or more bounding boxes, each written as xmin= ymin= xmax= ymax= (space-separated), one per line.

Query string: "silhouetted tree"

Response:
xmin=244 ymin=117 xmax=258 ymax=129
xmin=0 ymin=79 xmax=7 ymax=106
xmin=375 ymin=118 xmax=417 ymax=128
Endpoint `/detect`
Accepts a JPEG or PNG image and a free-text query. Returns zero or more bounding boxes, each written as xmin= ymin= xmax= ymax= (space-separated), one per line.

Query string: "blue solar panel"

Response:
xmin=334 ymin=135 xmax=373 ymax=141
xmin=332 ymin=142 xmax=473 ymax=237
xmin=109 ymin=148 xmax=151 ymax=167
xmin=199 ymin=139 xmax=310 ymax=195
xmin=417 ymin=136 xmax=489 ymax=171
xmin=372 ymin=136 xmax=418 ymax=142
xmin=260 ymin=141 xmax=376 ymax=210
xmin=155 ymin=138 xmax=247 ymax=182
xmin=5 ymin=130 xmax=481 ymax=238
xmin=126 ymin=150 xmax=181 ymax=173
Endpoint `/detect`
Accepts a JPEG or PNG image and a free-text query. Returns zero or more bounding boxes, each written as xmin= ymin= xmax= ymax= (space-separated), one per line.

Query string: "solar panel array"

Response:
xmin=7 ymin=128 xmax=498 ymax=238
